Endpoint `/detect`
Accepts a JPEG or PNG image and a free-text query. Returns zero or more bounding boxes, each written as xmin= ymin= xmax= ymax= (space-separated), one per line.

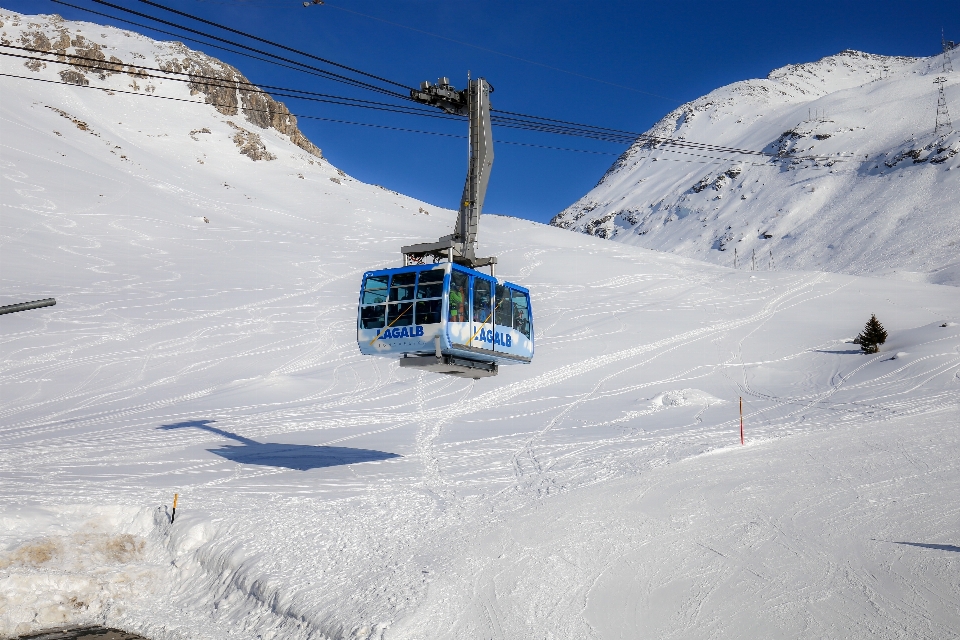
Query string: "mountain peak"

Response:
xmin=552 ymin=49 xmax=960 ymax=285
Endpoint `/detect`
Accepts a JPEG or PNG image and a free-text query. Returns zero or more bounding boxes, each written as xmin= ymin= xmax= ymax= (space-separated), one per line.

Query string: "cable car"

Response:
xmin=357 ymin=262 xmax=533 ymax=378
xmin=355 ymin=75 xmax=534 ymax=378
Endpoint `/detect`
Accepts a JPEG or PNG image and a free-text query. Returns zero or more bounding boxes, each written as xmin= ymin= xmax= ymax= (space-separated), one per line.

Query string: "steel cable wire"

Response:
xmin=51 ymin=0 xmax=776 ymax=158
xmin=5 ymin=45 xmax=772 ymax=158
xmin=1 ymin=70 xmax=777 ymax=164
xmin=64 ymin=0 xmax=411 ymax=99
xmin=131 ymin=0 xmax=411 ymax=89
xmin=25 ymin=2 xmax=821 ymax=161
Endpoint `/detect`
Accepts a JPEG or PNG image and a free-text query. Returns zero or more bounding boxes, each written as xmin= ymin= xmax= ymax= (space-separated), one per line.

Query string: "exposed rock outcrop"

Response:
xmin=228 ymin=122 xmax=277 ymax=161
xmin=159 ymin=53 xmax=323 ymax=159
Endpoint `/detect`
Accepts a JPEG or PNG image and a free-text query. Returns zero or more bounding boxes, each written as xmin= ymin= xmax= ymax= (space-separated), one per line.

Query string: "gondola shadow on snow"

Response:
xmin=158 ymin=420 xmax=400 ymax=471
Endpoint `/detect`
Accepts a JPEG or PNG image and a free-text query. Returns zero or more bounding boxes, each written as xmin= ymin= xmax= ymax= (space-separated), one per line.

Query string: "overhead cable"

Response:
xmin=63 ymin=0 xmax=410 ymax=98
xmin=50 ymin=1 xmax=762 ymax=156
xmin=5 ymin=45 xmax=789 ymax=160
xmin=129 ymin=0 xmax=411 ymax=89
xmin=0 ymin=71 xmax=609 ymax=155
xmin=2 ymin=70 xmax=779 ymax=163
xmin=2 ymin=45 xmax=453 ymax=120
xmin=36 ymin=2 xmax=792 ymax=160
xmin=49 ymin=0 xmax=379 ymax=81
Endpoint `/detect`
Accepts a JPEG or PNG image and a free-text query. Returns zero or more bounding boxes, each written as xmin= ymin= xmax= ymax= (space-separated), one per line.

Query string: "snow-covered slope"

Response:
xmin=551 ymin=50 xmax=960 ymax=286
xmin=3 ymin=11 xmax=960 ymax=640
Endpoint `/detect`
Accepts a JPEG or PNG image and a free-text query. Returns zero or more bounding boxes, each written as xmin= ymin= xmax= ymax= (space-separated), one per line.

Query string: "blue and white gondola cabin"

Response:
xmin=357 ymin=263 xmax=533 ymax=378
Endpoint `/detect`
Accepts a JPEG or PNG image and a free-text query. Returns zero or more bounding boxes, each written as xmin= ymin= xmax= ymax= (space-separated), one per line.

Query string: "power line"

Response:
xmin=150 ymin=0 xmax=682 ymax=103
xmin=53 ymin=0 xmax=417 ymax=101
xmin=64 ymin=0 xmax=409 ymax=98
xmin=494 ymin=109 xmax=652 ymax=139
xmin=1 ymin=45 xmax=452 ymax=120
xmin=491 ymin=109 xmax=776 ymax=157
xmin=298 ymin=117 xmax=621 ymax=155
xmin=41 ymin=1 xmax=791 ymax=161
xmin=48 ymin=2 xmax=708 ymax=148
xmin=49 ymin=0 xmax=389 ymax=84
xmin=0 ymin=71 xmax=600 ymax=155
xmin=114 ymin=3 xmax=738 ymax=151
xmin=8 ymin=44 xmax=780 ymax=160
xmin=130 ymin=0 xmax=410 ymax=89
xmin=490 ymin=112 xmax=769 ymax=156
xmin=0 ymin=70 xmax=758 ymax=164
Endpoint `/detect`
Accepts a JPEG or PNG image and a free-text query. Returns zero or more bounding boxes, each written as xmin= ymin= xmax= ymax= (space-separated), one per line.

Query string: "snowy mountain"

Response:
xmin=1 ymin=7 xmax=323 ymax=160
xmin=551 ymin=50 xmax=960 ymax=285
xmin=3 ymin=10 xmax=960 ymax=640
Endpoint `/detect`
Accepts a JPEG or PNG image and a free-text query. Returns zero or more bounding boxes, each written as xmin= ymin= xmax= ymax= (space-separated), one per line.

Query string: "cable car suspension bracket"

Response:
xmin=401 ymin=76 xmax=497 ymax=272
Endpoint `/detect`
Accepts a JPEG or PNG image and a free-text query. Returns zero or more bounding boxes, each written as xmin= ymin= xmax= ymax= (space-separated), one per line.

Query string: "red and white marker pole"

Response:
xmin=739 ymin=397 xmax=744 ymax=445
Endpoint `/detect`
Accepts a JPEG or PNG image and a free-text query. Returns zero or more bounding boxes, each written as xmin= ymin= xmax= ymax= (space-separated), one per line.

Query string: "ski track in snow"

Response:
xmin=2 ymin=9 xmax=960 ymax=640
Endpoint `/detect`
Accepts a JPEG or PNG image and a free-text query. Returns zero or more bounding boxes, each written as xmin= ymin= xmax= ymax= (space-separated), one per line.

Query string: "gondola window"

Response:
xmin=389 ymin=272 xmax=416 ymax=302
xmin=511 ymin=289 xmax=531 ymax=338
xmin=362 ymin=275 xmax=389 ymax=304
xmin=473 ymin=278 xmax=492 ymax=327
xmin=416 ymin=269 xmax=444 ymax=299
xmin=415 ymin=299 xmax=442 ymax=325
xmin=360 ymin=304 xmax=386 ymax=329
xmin=495 ymin=284 xmax=511 ymax=327
xmin=360 ymin=275 xmax=389 ymax=329
xmin=387 ymin=301 xmax=413 ymax=326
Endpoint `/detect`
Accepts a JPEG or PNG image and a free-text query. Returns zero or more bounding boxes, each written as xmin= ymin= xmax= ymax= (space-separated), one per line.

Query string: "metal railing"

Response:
xmin=0 ymin=298 xmax=57 ymax=315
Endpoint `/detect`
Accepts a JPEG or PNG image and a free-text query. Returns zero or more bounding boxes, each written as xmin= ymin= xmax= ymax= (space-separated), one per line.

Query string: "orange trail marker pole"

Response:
xmin=171 ymin=493 xmax=179 ymax=523
xmin=739 ymin=397 xmax=744 ymax=445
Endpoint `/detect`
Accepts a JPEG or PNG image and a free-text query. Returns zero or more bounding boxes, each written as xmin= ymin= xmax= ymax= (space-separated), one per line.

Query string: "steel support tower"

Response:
xmin=934 ymin=76 xmax=952 ymax=137
xmin=942 ymin=30 xmax=955 ymax=74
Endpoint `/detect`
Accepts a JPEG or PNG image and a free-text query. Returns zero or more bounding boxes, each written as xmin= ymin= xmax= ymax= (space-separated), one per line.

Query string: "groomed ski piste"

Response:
xmin=2 ymin=10 xmax=960 ymax=640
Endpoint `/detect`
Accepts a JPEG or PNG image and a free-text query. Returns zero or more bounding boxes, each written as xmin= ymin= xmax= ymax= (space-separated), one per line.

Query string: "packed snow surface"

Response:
xmin=552 ymin=49 xmax=960 ymax=286
xmin=2 ymin=10 xmax=960 ymax=640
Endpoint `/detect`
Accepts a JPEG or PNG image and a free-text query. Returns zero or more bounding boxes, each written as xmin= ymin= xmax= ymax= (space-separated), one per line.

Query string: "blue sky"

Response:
xmin=8 ymin=0 xmax=960 ymax=222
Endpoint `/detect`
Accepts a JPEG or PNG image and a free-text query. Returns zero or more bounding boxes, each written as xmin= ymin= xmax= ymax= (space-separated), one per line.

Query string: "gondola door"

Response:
xmin=468 ymin=276 xmax=495 ymax=353
xmin=446 ymin=268 xmax=472 ymax=349
xmin=492 ymin=284 xmax=515 ymax=357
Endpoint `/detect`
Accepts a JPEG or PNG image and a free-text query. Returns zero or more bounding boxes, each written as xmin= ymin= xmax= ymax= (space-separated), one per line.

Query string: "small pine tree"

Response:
xmin=857 ymin=314 xmax=888 ymax=354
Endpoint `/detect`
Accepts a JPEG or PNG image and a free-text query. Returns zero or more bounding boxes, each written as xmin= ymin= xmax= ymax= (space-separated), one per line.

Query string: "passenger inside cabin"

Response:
xmin=449 ymin=271 xmax=469 ymax=323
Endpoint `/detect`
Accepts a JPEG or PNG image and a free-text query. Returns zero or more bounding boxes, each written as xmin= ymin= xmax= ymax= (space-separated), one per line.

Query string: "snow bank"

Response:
xmin=0 ymin=506 xmax=163 ymax=637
